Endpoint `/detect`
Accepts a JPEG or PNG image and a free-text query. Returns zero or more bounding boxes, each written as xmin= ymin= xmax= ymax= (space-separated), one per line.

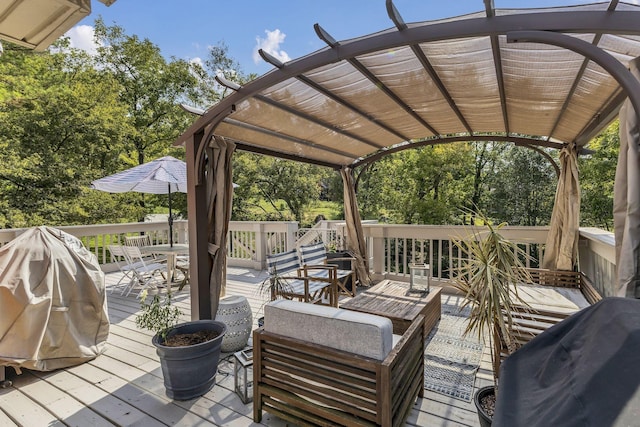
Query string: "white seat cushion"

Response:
xmin=513 ymin=283 xmax=590 ymax=313
xmin=264 ymin=299 xmax=393 ymax=360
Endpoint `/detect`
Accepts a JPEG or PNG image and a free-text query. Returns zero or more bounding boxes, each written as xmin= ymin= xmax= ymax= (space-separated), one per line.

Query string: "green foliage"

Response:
xmin=357 ymin=144 xmax=474 ymax=223
xmin=231 ymin=153 xmax=330 ymax=223
xmin=258 ymin=264 xmax=296 ymax=302
xmin=135 ymin=290 xmax=183 ymax=341
xmin=0 ymin=40 xmax=132 ymax=227
xmin=487 ymin=145 xmax=556 ymax=226
xmin=579 ymin=121 xmax=619 ymax=230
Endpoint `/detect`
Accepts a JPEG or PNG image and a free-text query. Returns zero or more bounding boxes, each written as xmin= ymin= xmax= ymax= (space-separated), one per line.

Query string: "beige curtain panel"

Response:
xmin=614 ymin=57 xmax=640 ymax=298
xmin=542 ymin=143 xmax=580 ymax=271
xmin=341 ymin=167 xmax=371 ymax=287
xmin=206 ymin=135 xmax=236 ymax=316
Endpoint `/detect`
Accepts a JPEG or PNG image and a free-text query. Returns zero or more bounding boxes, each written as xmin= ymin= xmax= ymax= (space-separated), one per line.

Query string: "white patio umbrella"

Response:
xmin=91 ymin=156 xmax=187 ymax=247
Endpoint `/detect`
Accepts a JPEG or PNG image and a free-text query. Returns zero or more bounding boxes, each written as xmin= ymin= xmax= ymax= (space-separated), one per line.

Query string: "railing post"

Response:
xmin=368 ymin=224 xmax=386 ymax=280
xmin=175 ymin=220 xmax=188 ymax=244
xmin=286 ymin=222 xmax=298 ymax=251
xmin=254 ymin=222 xmax=267 ymax=270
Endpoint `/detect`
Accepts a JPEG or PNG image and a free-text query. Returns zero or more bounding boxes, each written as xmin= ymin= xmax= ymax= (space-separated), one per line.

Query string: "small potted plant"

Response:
xmin=450 ymin=210 xmax=532 ymax=426
xmin=136 ymin=289 xmax=227 ymax=401
xmin=256 ymin=266 xmax=294 ymax=327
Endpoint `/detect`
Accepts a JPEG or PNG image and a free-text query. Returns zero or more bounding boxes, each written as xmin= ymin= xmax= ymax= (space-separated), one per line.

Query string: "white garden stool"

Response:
xmin=216 ymin=295 xmax=253 ymax=352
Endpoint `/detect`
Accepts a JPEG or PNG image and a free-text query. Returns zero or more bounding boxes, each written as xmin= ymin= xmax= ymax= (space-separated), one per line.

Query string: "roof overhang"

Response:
xmin=0 ymin=0 xmax=115 ymax=51
xmin=177 ymin=1 xmax=640 ymax=169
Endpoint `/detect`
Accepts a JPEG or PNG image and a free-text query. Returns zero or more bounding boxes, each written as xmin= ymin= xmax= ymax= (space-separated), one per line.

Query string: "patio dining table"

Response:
xmin=142 ymin=243 xmax=188 ymax=284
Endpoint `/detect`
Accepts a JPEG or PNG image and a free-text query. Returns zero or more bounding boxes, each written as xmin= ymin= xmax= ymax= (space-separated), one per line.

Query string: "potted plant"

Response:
xmin=136 ymin=289 xmax=227 ymax=400
xmin=450 ymin=210 xmax=532 ymax=427
xmin=256 ymin=266 xmax=294 ymax=327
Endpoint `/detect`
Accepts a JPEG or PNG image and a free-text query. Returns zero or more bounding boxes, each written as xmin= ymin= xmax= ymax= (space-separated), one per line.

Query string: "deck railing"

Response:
xmin=0 ymin=221 xmax=615 ymax=293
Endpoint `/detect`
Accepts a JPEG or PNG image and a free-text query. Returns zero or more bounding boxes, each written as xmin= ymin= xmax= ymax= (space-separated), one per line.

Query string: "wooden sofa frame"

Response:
xmin=495 ymin=268 xmax=603 ymax=374
xmin=253 ymin=315 xmax=425 ymax=427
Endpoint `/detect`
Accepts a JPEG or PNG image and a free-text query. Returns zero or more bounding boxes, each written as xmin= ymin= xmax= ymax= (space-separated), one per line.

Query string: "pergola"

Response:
xmin=175 ymin=1 xmax=640 ymax=319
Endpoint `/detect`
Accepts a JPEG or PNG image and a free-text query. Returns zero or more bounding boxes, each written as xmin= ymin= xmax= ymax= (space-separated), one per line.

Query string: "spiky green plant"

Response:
xmin=451 ymin=209 xmax=532 ymax=386
xmin=259 ymin=264 xmax=295 ymax=301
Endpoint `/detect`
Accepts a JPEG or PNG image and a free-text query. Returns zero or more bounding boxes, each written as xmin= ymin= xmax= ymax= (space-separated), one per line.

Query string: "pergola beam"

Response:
xmin=351 ymin=135 xmax=561 ymax=177
xmin=222 ymin=118 xmax=360 ymax=161
xmin=575 ymin=89 xmax=626 ymax=147
xmin=351 ymin=134 xmax=569 ymax=169
xmin=231 ymin=140 xmax=341 ymax=169
xmin=506 ymin=31 xmax=640 ymax=133
xmin=346 ymin=57 xmax=441 ymax=136
xmin=484 ymin=0 xmax=510 ymax=134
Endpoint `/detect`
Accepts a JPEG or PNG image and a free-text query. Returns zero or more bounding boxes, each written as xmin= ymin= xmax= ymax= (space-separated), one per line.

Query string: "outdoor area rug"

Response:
xmin=423 ymin=303 xmax=484 ymax=402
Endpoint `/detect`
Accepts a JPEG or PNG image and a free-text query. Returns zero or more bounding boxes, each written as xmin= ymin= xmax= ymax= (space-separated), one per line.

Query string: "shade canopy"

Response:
xmin=91 ymin=156 xmax=188 ymax=195
xmin=176 ymin=1 xmax=640 ymax=170
xmin=0 ymin=0 xmax=115 ymax=51
xmin=91 ymin=156 xmax=187 ymax=247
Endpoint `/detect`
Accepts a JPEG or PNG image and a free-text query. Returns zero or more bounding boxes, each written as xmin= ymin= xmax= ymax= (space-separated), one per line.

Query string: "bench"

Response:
xmin=253 ymin=300 xmax=425 ymax=427
xmin=496 ymin=268 xmax=603 ymax=374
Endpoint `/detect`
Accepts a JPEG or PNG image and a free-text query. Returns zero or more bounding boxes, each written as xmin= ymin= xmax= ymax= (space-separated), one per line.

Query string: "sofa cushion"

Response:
xmin=264 ymin=300 xmax=393 ymax=360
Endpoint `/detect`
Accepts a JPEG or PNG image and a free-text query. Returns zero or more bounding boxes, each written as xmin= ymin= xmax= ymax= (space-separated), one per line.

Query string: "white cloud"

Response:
xmin=253 ymin=29 xmax=291 ymax=65
xmin=65 ymin=25 xmax=101 ymax=55
xmin=190 ymin=57 xmax=204 ymax=68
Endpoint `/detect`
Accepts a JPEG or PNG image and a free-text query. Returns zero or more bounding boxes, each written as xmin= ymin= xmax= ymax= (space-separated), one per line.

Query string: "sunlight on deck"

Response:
xmin=0 ymin=268 xmax=489 ymax=426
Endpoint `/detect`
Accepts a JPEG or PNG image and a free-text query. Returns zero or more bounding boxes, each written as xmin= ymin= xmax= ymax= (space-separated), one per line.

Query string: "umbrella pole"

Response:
xmin=168 ymin=183 xmax=174 ymax=247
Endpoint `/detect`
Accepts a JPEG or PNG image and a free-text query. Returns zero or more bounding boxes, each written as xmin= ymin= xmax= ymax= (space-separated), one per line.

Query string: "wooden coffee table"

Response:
xmin=340 ymin=280 xmax=441 ymax=337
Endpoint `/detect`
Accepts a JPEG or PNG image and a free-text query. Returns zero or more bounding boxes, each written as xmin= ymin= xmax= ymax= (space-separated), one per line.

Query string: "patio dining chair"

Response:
xmin=120 ymin=245 xmax=167 ymax=297
xmin=108 ymin=244 xmax=145 ymax=295
xmin=124 ymin=234 xmax=166 ymax=263
xmin=266 ymin=250 xmax=336 ymax=307
xmin=299 ymin=243 xmax=357 ymax=297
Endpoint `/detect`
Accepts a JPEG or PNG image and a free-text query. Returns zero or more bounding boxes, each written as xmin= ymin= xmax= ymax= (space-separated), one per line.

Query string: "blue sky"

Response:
xmin=69 ymin=0 xmax=591 ymax=77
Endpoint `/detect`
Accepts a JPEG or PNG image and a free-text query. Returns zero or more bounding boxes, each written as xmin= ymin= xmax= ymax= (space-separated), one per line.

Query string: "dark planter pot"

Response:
xmin=474 ymin=385 xmax=495 ymax=427
xmin=152 ymin=320 xmax=227 ymax=401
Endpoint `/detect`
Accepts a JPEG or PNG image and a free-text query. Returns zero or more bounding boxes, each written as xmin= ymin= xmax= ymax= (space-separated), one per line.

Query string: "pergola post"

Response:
xmin=186 ymin=129 xmax=212 ymax=320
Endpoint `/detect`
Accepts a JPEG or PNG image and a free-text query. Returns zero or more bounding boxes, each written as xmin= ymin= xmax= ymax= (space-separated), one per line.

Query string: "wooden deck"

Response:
xmin=0 ymin=267 xmax=492 ymax=426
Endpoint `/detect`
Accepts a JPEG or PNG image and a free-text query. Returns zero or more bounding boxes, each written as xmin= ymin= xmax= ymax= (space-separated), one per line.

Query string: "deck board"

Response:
xmin=0 ymin=268 xmax=488 ymax=426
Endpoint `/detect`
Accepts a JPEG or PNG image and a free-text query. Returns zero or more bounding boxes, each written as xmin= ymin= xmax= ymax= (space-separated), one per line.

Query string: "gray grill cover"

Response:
xmin=0 ymin=226 xmax=109 ymax=371
xmin=494 ymin=297 xmax=640 ymax=427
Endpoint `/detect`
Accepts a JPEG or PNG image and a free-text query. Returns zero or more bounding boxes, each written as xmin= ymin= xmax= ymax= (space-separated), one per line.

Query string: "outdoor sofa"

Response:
xmin=253 ymin=299 xmax=425 ymax=427
xmin=496 ymin=268 xmax=603 ymax=373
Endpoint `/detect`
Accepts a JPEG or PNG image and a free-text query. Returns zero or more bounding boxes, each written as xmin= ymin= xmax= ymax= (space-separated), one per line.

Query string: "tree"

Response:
xmin=93 ymin=18 xmax=197 ymax=167
xmin=579 ymin=121 xmax=618 ymax=230
xmin=468 ymin=141 xmax=505 ymax=222
xmin=356 ymin=144 xmax=474 ymax=224
xmin=488 ymin=145 xmax=556 ymax=226
xmin=0 ymin=40 xmax=135 ymax=227
xmin=230 ymin=153 xmax=329 ymax=224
